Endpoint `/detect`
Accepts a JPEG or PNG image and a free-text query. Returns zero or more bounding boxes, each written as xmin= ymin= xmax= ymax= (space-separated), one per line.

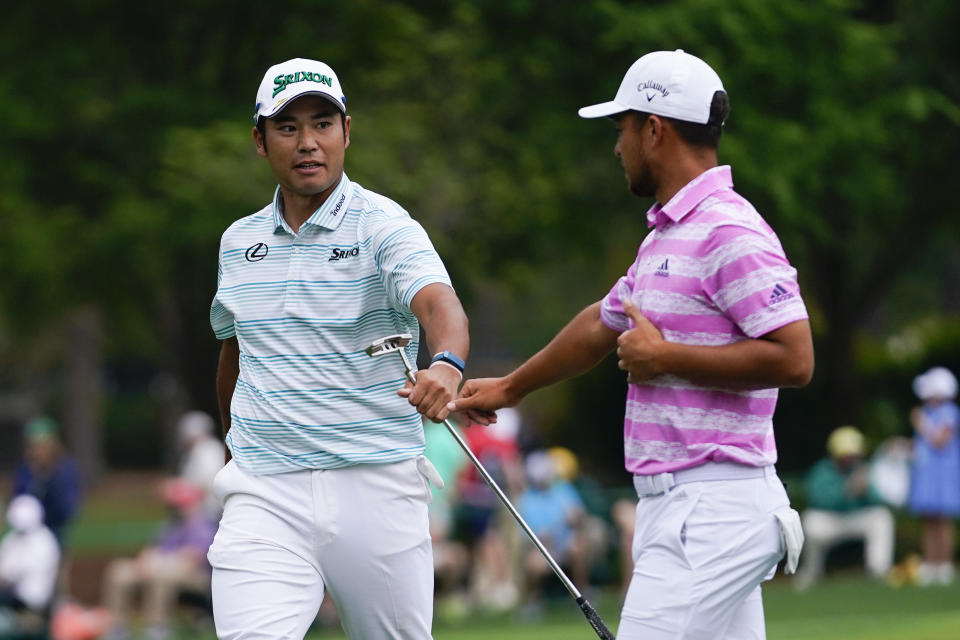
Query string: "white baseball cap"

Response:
xmin=177 ymin=410 xmax=214 ymax=444
xmin=7 ymin=494 xmax=44 ymax=532
xmin=578 ymin=49 xmax=724 ymax=124
xmin=254 ymin=57 xmax=346 ymax=123
xmin=913 ymin=366 xmax=958 ymax=401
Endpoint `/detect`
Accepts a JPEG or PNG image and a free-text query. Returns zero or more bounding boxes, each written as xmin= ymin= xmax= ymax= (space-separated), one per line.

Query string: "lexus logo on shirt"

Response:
xmin=245 ymin=242 xmax=269 ymax=262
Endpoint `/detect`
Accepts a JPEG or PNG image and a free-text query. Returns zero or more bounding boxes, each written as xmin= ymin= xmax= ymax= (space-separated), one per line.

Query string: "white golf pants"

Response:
xmin=619 ymin=464 xmax=790 ymax=640
xmin=207 ymin=458 xmax=435 ymax=640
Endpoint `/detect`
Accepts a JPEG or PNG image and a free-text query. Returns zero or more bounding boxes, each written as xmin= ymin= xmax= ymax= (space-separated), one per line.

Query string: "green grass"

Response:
xmin=764 ymin=575 xmax=960 ymax=640
xmin=64 ymin=472 xmax=169 ymax=555
xmin=64 ymin=478 xmax=960 ymax=639
xmin=163 ymin=575 xmax=960 ymax=639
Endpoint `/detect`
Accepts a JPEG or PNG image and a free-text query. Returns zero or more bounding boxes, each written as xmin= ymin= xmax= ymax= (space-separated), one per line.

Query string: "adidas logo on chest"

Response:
xmin=654 ymin=258 xmax=670 ymax=277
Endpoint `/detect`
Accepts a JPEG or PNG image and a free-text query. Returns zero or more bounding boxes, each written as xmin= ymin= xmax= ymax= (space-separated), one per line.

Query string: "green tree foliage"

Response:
xmin=0 ymin=0 xmax=957 ymax=475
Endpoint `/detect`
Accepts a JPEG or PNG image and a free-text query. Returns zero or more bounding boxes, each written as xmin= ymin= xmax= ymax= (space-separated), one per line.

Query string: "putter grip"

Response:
xmin=577 ymin=596 xmax=616 ymax=639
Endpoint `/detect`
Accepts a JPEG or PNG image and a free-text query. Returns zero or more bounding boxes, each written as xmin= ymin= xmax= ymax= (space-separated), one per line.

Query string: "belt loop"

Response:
xmin=634 ymin=471 xmax=677 ymax=498
xmin=656 ymin=472 xmax=675 ymax=494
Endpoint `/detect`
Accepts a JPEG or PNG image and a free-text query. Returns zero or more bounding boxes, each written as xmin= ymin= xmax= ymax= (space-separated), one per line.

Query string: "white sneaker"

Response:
xmin=145 ymin=624 xmax=172 ymax=640
xmin=936 ymin=563 xmax=955 ymax=585
xmin=101 ymin=625 xmax=132 ymax=640
xmin=486 ymin=580 xmax=519 ymax=611
xmin=917 ymin=563 xmax=938 ymax=587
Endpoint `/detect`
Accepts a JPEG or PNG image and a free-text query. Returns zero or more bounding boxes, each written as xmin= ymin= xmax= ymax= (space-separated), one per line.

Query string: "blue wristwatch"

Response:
xmin=431 ymin=350 xmax=466 ymax=373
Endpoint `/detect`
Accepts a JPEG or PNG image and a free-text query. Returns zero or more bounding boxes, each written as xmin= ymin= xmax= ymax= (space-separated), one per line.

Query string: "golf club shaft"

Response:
xmin=397 ymin=351 xmax=616 ymax=639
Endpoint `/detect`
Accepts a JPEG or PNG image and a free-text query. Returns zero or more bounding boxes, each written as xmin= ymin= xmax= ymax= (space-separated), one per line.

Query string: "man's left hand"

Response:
xmin=398 ymin=363 xmax=462 ymax=422
xmin=617 ymin=298 xmax=666 ymax=384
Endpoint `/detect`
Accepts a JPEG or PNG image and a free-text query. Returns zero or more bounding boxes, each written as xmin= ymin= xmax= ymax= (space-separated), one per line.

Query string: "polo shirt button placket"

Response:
xmin=284 ymin=241 xmax=301 ymax=314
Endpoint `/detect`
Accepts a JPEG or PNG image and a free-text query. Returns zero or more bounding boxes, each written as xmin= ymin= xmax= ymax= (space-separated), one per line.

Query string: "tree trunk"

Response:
xmin=62 ymin=307 xmax=105 ymax=482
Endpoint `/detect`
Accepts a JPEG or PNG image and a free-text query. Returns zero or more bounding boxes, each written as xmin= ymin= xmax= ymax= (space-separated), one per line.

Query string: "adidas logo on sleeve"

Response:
xmin=769 ymin=283 xmax=794 ymax=304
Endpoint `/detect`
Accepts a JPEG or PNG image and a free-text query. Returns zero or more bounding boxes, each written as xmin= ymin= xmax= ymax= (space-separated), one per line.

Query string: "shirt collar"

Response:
xmin=272 ymin=173 xmax=352 ymax=234
xmin=645 ymin=165 xmax=733 ymax=228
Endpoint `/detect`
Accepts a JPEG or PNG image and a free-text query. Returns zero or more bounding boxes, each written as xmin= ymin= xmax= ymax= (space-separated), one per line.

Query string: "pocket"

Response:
xmin=671 ymin=489 xmax=704 ymax=570
xmin=640 ymin=487 xmax=702 ymax=570
xmin=211 ymin=460 xmax=236 ymax=506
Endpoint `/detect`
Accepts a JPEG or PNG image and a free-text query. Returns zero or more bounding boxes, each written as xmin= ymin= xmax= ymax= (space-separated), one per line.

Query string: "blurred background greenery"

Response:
xmin=0 ymin=0 xmax=958 ymax=485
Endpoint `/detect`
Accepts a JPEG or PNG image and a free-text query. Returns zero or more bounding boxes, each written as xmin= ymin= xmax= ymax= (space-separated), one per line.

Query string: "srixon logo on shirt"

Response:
xmin=328 ymin=245 xmax=360 ymax=262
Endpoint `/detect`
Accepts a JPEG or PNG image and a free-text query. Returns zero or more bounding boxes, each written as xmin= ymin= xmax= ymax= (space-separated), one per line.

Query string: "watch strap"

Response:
xmin=431 ymin=350 xmax=465 ymax=373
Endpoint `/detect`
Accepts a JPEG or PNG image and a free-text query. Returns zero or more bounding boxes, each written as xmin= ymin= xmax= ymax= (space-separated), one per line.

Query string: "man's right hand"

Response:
xmin=447 ymin=377 xmax=517 ymax=426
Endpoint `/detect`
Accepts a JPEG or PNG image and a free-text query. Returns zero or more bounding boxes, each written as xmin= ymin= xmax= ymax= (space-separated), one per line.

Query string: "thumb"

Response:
xmin=622 ymin=296 xmax=645 ymax=323
xmin=447 ymin=397 xmax=475 ymax=412
xmin=447 ymin=387 xmax=472 ymax=411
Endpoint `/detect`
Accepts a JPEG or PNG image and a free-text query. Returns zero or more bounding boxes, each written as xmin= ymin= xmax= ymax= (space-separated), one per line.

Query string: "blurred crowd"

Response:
xmin=0 ymin=410 xmax=224 ymax=640
xmin=0 ymin=364 xmax=958 ymax=637
xmin=794 ymin=366 xmax=960 ymax=590
xmin=423 ymin=407 xmax=637 ymax=621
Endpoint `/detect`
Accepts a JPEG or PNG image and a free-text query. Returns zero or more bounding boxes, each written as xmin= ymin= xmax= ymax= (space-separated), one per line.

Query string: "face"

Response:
xmin=834 ymin=454 xmax=860 ymax=471
xmin=27 ymin=437 xmax=58 ymax=468
xmin=614 ymin=112 xmax=657 ymax=198
xmin=253 ymin=94 xmax=351 ymax=199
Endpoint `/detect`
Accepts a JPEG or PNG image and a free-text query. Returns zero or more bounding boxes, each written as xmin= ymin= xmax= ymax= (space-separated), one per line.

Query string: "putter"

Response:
xmin=366 ymin=334 xmax=616 ymax=640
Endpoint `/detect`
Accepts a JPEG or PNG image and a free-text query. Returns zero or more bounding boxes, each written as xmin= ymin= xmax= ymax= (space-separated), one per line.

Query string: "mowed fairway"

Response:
xmin=253 ymin=575 xmax=959 ymax=640
xmin=764 ymin=575 xmax=960 ymax=640
xmin=64 ymin=479 xmax=960 ymax=640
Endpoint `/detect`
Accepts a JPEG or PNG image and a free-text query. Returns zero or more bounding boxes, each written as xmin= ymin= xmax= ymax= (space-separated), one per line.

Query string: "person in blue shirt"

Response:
xmin=907 ymin=366 xmax=960 ymax=586
xmin=11 ymin=417 xmax=82 ymax=546
xmin=517 ymin=450 xmax=587 ymax=609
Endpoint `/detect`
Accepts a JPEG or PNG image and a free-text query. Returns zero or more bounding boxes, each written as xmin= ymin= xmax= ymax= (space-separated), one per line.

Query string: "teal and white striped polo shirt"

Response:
xmin=210 ymin=174 xmax=453 ymax=474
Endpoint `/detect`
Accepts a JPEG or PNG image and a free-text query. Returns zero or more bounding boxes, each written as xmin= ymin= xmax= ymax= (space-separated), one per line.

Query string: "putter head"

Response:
xmin=365 ymin=333 xmax=413 ymax=357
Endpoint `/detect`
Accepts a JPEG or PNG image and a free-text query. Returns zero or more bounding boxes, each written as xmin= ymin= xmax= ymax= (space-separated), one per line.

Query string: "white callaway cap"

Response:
xmin=578 ymin=49 xmax=724 ymax=124
xmin=254 ymin=58 xmax=346 ymax=123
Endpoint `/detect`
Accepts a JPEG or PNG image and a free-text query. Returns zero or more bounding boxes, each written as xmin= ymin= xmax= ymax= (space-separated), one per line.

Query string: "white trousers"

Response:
xmin=207 ymin=458 xmax=434 ymax=640
xmin=795 ymin=506 xmax=894 ymax=582
xmin=619 ymin=467 xmax=789 ymax=640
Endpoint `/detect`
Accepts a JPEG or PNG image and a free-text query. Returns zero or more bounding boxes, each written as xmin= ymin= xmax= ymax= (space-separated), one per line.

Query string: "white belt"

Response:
xmin=633 ymin=462 xmax=773 ymax=498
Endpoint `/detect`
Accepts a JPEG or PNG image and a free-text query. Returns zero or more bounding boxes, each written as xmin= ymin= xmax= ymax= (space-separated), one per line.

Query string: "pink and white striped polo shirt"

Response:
xmin=600 ymin=165 xmax=808 ymax=475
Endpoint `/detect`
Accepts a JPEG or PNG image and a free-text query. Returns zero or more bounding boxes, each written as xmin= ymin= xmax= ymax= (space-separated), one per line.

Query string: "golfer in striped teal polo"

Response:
xmin=207 ymin=58 xmax=469 ymax=640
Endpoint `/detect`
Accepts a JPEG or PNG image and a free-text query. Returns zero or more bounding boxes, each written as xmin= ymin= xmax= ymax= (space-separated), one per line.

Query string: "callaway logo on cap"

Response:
xmin=253 ymin=58 xmax=347 ymax=123
xmin=578 ymin=49 xmax=724 ymax=124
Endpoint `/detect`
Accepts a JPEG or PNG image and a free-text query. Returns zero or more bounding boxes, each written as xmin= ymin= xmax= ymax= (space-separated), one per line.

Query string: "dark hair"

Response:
xmin=256 ymin=110 xmax=348 ymax=153
xmin=666 ymin=91 xmax=729 ymax=149
xmin=634 ymin=91 xmax=729 ymax=149
xmin=256 ymin=117 xmax=267 ymax=151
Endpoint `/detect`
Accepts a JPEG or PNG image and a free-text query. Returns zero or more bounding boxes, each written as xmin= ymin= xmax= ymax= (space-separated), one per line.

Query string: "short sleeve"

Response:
xmin=368 ymin=212 xmax=452 ymax=309
xmin=700 ymin=224 xmax=808 ymax=338
xmin=210 ymin=235 xmax=236 ymax=340
xmin=600 ymin=254 xmax=641 ymax=332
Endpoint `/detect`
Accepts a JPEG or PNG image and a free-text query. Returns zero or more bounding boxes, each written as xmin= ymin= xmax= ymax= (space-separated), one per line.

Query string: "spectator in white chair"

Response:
xmin=794 ymin=426 xmax=894 ymax=589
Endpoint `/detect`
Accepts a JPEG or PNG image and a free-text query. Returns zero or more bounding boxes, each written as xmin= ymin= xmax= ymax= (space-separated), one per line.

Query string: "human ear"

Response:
xmin=252 ymin=126 xmax=268 ymax=157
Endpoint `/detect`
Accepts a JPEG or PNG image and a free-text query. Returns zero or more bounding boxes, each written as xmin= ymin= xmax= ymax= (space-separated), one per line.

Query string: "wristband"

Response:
xmin=431 ymin=350 xmax=465 ymax=374
xmin=429 ymin=360 xmax=463 ymax=379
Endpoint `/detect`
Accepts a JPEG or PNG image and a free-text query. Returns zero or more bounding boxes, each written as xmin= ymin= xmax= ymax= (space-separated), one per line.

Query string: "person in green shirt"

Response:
xmin=794 ymin=426 xmax=894 ymax=589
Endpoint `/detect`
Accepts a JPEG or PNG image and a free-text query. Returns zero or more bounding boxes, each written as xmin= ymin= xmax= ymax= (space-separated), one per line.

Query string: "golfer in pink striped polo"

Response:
xmin=452 ymin=50 xmax=814 ymax=639
xmin=603 ymin=162 xmax=808 ymax=476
